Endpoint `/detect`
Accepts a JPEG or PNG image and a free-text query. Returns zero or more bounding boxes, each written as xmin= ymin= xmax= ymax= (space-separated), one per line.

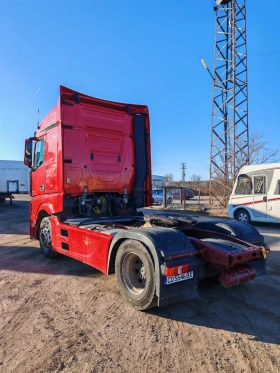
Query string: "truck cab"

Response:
xmin=24 ymin=86 xmax=152 ymax=239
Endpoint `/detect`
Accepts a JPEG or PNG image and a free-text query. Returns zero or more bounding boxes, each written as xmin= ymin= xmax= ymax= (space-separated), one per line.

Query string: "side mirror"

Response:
xmin=24 ymin=139 xmax=34 ymax=168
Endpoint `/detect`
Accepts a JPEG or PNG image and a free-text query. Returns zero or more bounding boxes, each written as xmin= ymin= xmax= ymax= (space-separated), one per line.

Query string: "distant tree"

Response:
xmin=189 ymin=174 xmax=202 ymax=191
xmin=214 ymin=130 xmax=280 ymax=180
xmin=247 ymin=130 xmax=280 ymax=165
xmin=164 ymin=173 xmax=174 ymax=182
xmin=211 ymin=130 xmax=280 ymax=203
xmin=190 ymin=174 xmax=202 ymax=183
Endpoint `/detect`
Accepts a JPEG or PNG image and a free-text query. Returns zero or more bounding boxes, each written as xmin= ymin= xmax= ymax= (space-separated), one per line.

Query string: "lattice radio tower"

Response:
xmin=207 ymin=0 xmax=250 ymax=206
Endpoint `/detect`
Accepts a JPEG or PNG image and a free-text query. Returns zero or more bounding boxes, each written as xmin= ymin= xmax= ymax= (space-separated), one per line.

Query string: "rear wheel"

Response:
xmin=115 ymin=239 xmax=157 ymax=310
xmin=0 ymin=197 xmax=5 ymax=204
xmin=39 ymin=217 xmax=60 ymax=258
xmin=236 ymin=209 xmax=251 ymax=224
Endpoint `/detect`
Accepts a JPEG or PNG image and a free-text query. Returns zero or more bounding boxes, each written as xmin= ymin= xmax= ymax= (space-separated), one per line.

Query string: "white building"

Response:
xmin=152 ymin=175 xmax=167 ymax=188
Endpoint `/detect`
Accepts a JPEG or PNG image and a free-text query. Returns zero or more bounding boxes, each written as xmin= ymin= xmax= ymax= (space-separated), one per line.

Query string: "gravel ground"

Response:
xmin=0 ymin=195 xmax=279 ymax=373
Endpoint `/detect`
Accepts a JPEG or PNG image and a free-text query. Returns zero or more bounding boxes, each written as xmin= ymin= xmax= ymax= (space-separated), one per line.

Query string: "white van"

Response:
xmin=228 ymin=163 xmax=280 ymax=224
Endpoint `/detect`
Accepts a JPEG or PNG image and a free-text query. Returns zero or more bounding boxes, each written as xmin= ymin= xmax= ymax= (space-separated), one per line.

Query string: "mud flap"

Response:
xmin=157 ymin=257 xmax=201 ymax=307
xmin=246 ymin=259 xmax=266 ymax=277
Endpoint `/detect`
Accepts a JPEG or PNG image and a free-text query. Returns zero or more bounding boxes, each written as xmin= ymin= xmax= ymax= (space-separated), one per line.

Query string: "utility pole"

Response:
xmin=181 ymin=163 xmax=186 ymax=181
xmin=204 ymin=0 xmax=250 ymax=207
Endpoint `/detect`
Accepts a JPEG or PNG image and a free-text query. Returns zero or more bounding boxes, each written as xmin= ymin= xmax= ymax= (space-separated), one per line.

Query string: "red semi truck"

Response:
xmin=24 ymin=86 xmax=269 ymax=310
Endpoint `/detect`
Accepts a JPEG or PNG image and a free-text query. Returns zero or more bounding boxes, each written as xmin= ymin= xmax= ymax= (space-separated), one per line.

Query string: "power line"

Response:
xmin=153 ymin=158 xmax=209 ymax=164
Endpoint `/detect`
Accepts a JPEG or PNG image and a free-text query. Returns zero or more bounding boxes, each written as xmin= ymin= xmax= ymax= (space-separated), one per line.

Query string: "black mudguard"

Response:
xmin=246 ymin=259 xmax=267 ymax=277
xmin=194 ymin=219 xmax=265 ymax=246
xmin=107 ymin=227 xmax=201 ymax=307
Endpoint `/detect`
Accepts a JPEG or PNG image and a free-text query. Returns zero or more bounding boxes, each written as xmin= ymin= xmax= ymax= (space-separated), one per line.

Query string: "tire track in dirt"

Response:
xmin=66 ymin=283 xmax=134 ymax=372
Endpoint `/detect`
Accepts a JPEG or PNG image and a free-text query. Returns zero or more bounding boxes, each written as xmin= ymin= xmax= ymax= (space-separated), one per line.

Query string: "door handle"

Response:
xmin=40 ymin=184 xmax=45 ymax=191
xmin=263 ymin=196 xmax=267 ymax=202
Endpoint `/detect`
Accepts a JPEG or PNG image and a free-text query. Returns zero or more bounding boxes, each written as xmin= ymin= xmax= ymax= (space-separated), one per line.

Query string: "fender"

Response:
xmin=194 ymin=218 xmax=265 ymax=245
xmin=37 ymin=202 xmax=56 ymax=216
xmin=30 ymin=201 xmax=57 ymax=239
xmin=30 ymin=193 xmax=64 ymax=238
xmin=107 ymin=227 xmax=200 ymax=307
xmin=233 ymin=205 xmax=253 ymax=220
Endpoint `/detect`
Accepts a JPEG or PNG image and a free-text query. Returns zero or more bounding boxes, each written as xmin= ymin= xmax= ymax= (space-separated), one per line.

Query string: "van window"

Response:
xmin=235 ymin=174 xmax=252 ymax=195
xmin=152 ymin=189 xmax=162 ymax=195
xmin=253 ymin=176 xmax=266 ymax=194
xmin=275 ymin=180 xmax=280 ymax=195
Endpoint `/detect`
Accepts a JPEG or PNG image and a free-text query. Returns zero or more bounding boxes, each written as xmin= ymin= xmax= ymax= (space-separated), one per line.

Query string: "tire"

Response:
xmin=115 ymin=239 xmax=157 ymax=311
xmin=39 ymin=217 xmax=60 ymax=258
xmin=152 ymin=198 xmax=155 ymax=204
xmin=0 ymin=197 xmax=5 ymax=204
xmin=236 ymin=209 xmax=251 ymax=224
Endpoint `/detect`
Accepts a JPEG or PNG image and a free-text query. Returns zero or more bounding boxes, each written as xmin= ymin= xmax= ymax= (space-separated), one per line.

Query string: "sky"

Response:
xmin=0 ymin=0 xmax=279 ymax=181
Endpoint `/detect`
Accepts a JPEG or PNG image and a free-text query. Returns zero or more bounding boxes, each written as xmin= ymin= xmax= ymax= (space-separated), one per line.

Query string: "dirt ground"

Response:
xmin=0 ymin=195 xmax=279 ymax=373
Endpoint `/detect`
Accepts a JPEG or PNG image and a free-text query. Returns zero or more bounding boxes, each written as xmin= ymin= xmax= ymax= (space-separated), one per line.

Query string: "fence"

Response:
xmin=160 ymin=187 xmax=207 ymax=209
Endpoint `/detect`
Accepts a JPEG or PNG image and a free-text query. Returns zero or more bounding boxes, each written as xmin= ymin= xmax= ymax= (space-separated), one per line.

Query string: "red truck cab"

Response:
xmin=25 ymin=86 xmax=152 ymax=239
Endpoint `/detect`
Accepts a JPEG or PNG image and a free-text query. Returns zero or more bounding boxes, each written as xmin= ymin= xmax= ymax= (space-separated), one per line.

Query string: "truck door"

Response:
xmin=31 ymin=138 xmax=46 ymax=196
xmin=7 ymin=180 xmax=19 ymax=193
xmin=253 ymin=175 xmax=267 ymax=218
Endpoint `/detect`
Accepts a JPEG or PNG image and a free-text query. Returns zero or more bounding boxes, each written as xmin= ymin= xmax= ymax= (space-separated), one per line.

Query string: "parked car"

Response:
xmin=185 ymin=189 xmax=194 ymax=200
xmin=152 ymin=189 xmax=172 ymax=204
xmin=166 ymin=189 xmax=194 ymax=201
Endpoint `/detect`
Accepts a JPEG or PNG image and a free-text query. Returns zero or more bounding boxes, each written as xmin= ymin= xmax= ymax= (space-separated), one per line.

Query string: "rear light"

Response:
xmin=165 ymin=264 xmax=189 ymax=277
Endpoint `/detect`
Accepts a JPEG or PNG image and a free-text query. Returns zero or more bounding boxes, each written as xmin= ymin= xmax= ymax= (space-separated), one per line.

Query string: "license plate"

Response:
xmin=164 ymin=271 xmax=194 ymax=285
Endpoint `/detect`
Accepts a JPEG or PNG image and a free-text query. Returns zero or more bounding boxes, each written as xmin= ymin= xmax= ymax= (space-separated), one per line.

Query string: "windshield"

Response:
xmin=152 ymin=189 xmax=162 ymax=195
xmin=235 ymin=174 xmax=252 ymax=195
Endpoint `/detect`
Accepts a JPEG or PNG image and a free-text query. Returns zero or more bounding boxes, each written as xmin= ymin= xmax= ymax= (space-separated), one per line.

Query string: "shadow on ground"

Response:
xmin=0 ymin=244 xmax=101 ymax=278
xmin=149 ymin=249 xmax=280 ymax=345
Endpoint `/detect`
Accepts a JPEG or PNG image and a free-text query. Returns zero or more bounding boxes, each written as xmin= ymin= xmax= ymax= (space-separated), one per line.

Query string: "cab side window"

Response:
xmin=34 ymin=139 xmax=45 ymax=168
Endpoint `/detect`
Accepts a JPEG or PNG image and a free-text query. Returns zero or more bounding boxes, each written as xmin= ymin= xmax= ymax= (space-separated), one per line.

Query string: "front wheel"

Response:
xmin=39 ymin=217 xmax=60 ymax=258
xmin=115 ymin=239 xmax=157 ymax=310
xmin=236 ymin=209 xmax=251 ymax=224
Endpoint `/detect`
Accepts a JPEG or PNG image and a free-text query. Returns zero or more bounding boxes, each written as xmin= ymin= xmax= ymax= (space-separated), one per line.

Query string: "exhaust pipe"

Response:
xmin=220 ymin=266 xmax=256 ymax=288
